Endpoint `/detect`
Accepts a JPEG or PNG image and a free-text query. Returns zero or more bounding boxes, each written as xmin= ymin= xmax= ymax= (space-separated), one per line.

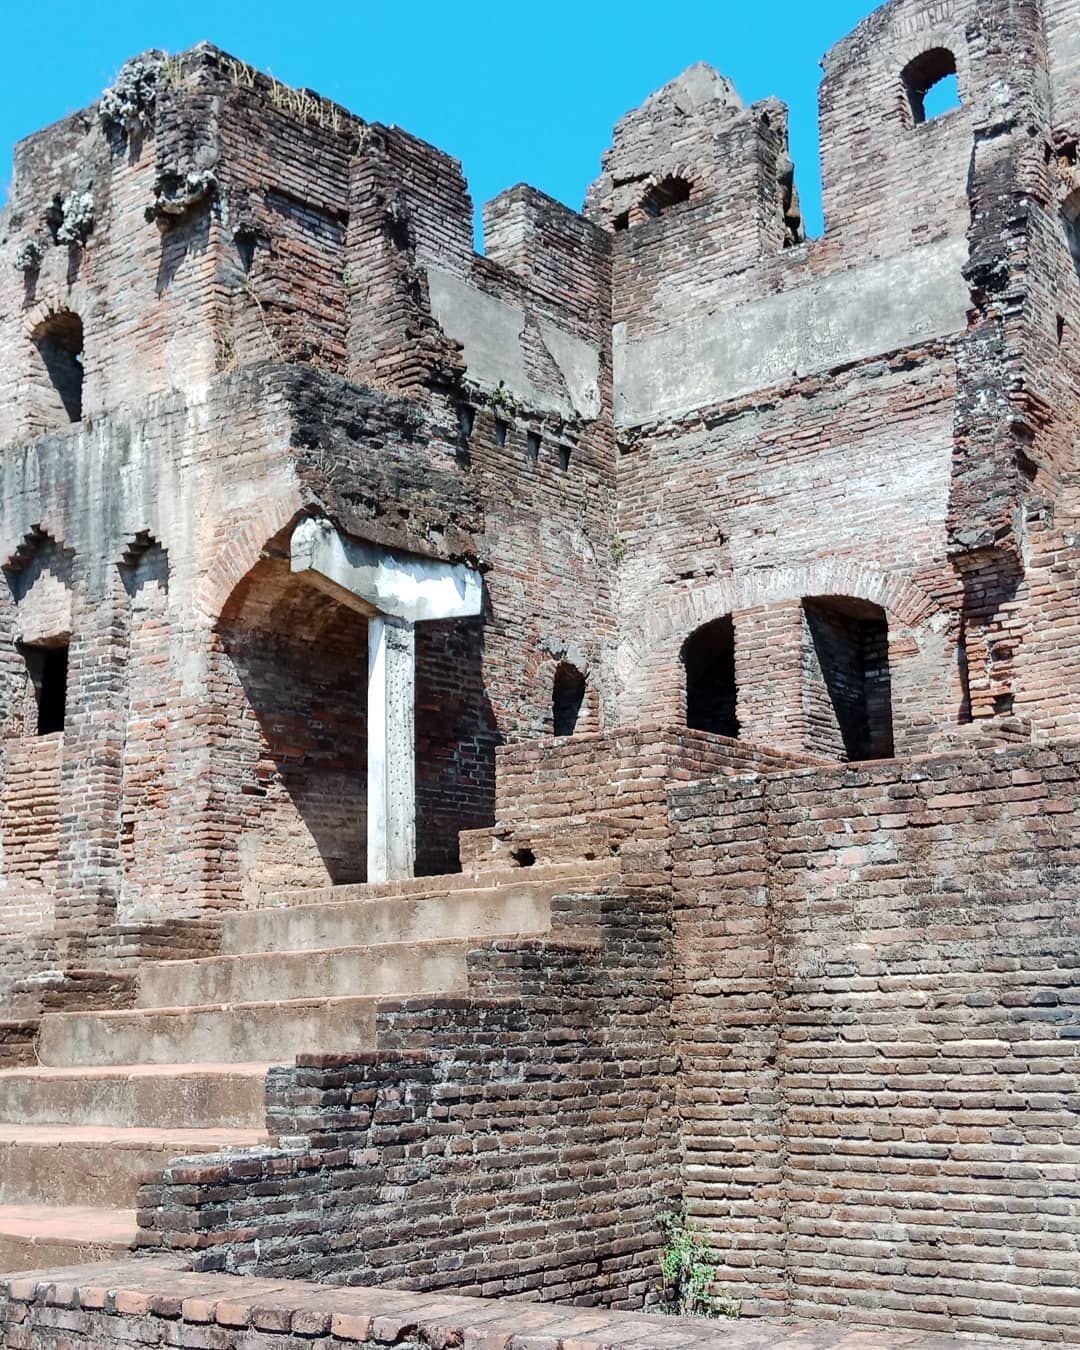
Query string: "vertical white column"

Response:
xmin=367 ymin=614 xmax=416 ymax=883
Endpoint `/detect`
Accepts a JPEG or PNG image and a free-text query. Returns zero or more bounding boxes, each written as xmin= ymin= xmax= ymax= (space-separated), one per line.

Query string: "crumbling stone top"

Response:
xmin=585 ymin=62 xmax=748 ymax=225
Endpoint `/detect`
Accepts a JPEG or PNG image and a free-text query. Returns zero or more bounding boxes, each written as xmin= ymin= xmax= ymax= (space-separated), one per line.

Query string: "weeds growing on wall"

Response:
xmin=653 ymin=1209 xmax=741 ymax=1319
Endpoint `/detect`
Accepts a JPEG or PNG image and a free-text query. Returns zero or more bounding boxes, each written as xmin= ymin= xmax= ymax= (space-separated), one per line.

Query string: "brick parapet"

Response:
xmin=3 ymin=1259 xmax=1047 ymax=1349
xmin=670 ymin=737 xmax=1080 ymax=1339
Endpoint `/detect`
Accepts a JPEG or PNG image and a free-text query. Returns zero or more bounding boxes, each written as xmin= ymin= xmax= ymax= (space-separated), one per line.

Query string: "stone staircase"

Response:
xmin=0 ymin=863 xmax=607 ymax=1272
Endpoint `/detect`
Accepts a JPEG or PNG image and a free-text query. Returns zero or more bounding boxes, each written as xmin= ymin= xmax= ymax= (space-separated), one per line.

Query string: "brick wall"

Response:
xmin=0 ymin=734 xmax=60 ymax=910
xmin=670 ymin=740 xmax=1080 ymax=1341
xmin=2 ymin=1260 xmax=992 ymax=1350
xmin=470 ymin=725 xmax=816 ymax=866
xmin=137 ymin=884 xmax=678 ymax=1305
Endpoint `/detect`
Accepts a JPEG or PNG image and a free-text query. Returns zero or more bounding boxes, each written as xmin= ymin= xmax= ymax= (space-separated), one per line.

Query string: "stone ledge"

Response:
xmin=0 ymin=1260 xmax=1057 ymax=1348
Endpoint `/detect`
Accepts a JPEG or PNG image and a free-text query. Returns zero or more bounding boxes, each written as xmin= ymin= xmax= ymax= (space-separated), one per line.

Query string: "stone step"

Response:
xmin=38 ymin=996 xmax=381 ymax=1067
xmin=0 ymin=1125 xmax=268 ymax=1208
xmin=223 ymin=873 xmax=607 ymax=957
xmin=0 ymin=1205 xmax=136 ymax=1274
xmin=261 ymin=860 xmax=614 ymax=912
xmin=136 ymin=938 xmax=472 ymax=1009
xmin=0 ymin=1063 xmax=269 ymax=1129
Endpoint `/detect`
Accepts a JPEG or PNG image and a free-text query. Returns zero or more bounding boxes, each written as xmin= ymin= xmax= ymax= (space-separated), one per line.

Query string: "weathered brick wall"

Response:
xmin=670 ymin=740 xmax=1080 ymax=1341
xmin=0 ymin=734 xmax=60 ymax=911
xmin=472 ymin=724 xmax=816 ymax=866
xmin=137 ymin=885 xmax=677 ymax=1305
xmin=604 ymin=0 xmax=1080 ymax=763
xmin=0 ymin=44 xmax=614 ymax=935
xmin=613 ymin=356 xmax=961 ymax=755
xmin=2 ymin=1261 xmax=976 ymax=1350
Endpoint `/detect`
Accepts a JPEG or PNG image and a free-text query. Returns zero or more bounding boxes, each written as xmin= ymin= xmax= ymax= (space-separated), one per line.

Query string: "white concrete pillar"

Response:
xmin=367 ymin=614 xmax=416 ymax=883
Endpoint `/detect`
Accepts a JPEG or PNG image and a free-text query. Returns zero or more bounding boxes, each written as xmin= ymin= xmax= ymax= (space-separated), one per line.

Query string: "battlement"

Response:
xmin=0 ymin=45 xmax=615 ymax=455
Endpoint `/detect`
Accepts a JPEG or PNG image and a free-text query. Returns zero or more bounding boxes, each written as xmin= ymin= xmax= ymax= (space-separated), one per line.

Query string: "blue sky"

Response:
xmin=0 ymin=0 xmax=877 ymax=241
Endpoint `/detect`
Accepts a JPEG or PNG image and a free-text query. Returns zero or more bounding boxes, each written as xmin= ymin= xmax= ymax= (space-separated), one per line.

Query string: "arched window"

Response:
xmin=802 ymin=597 xmax=893 ymax=761
xmin=32 ymin=311 xmax=83 ymax=425
xmin=1064 ymin=192 xmax=1080 ymax=282
xmin=683 ymin=616 xmax=739 ymax=737
xmin=552 ymin=663 xmax=586 ymax=736
xmin=23 ymin=644 xmax=68 ymax=734
xmin=641 ymin=176 xmax=692 ymax=219
xmin=902 ymin=49 xmax=961 ymax=125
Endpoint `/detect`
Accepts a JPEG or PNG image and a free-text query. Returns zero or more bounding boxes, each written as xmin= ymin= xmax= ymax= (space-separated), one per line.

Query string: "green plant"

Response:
xmin=159 ymin=53 xmax=185 ymax=90
xmin=611 ymin=534 xmax=627 ymax=566
xmin=484 ymin=381 xmax=525 ymax=419
xmin=654 ymin=1210 xmax=740 ymax=1320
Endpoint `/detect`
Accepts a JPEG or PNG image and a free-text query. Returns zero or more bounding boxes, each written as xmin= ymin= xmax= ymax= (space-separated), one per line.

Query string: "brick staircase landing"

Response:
xmin=0 ymin=863 xmax=610 ymax=1271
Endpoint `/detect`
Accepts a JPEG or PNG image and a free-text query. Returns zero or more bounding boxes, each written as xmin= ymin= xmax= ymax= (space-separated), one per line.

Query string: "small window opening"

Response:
xmin=25 ymin=644 xmax=68 ymax=735
xmin=512 ymin=846 xmax=536 ymax=868
xmin=33 ymin=312 xmax=84 ymax=424
xmin=613 ymin=210 xmax=630 ymax=232
xmin=526 ymin=431 xmax=540 ymax=463
xmin=683 ymin=615 xmax=739 ymax=737
xmin=494 ymin=418 xmax=508 ymax=447
xmin=1057 ymin=314 xmax=1066 ymax=346
xmin=557 ymin=443 xmax=572 ymax=472
xmin=1064 ymin=196 xmax=1080 ymax=282
xmin=458 ymin=404 xmax=475 ymax=440
xmin=903 ymin=49 xmax=961 ymax=125
xmin=640 ymin=176 xmax=692 ymax=219
xmin=236 ymin=231 xmax=257 ymax=274
xmin=552 ymin=663 xmax=586 ymax=736
xmin=802 ymin=597 xmax=893 ymax=761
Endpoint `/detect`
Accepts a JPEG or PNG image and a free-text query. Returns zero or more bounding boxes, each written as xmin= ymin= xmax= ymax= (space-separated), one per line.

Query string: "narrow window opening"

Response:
xmin=494 ymin=418 xmax=508 ymax=447
xmin=25 ymin=644 xmax=69 ymax=735
xmin=458 ymin=404 xmax=475 ymax=440
xmin=552 ymin=663 xmax=586 ymax=736
xmin=613 ymin=210 xmax=630 ymax=232
xmin=1057 ymin=314 xmax=1066 ymax=346
xmin=902 ymin=49 xmax=961 ymax=125
xmin=236 ymin=231 xmax=257 ymax=274
xmin=525 ymin=431 xmax=540 ymax=463
xmin=557 ymin=443 xmax=572 ymax=472
xmin=640 ymin=176 xmax=692 ymax=219
xmin=1064 ymin=196 xmax=1080 ymax=283
xmin=802 ymin=597 xmax=893 ymax=761
xmin=683 ymin=616 xmax=739 ymax=737
xmin=32 ymin=312 xmax=84 ymax=424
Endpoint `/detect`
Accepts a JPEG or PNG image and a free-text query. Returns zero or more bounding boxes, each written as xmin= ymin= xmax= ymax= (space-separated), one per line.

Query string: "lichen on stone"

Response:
xmin=99 ymin=55 xmax=164 ymax=137
xmin=51 ymin=191 xmax=95 ymax=246
xmin=13 ymin=239 xmax=44 ymax=272
xmin=146 ymin=168 xmax=219 ymax=224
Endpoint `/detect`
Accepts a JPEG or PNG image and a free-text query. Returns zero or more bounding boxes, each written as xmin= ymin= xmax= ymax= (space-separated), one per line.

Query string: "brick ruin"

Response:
xmin=0 ymin=0 xmax=1077 ymax=1344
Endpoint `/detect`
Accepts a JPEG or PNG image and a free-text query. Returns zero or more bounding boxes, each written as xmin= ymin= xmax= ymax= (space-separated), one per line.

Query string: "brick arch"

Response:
xmin=3 ymin=524 xmax=75 ymax=576
xmin=890 ymin=27 xmax=970 ymax=76
xmin=637 ymin=562 xmax=942 ymax=649
xmin=23 ymin=300 xmax=82 ymax=340
xmin=117 ymin=529 xmax=166 ymax=570
xmin=195 ymin=497 xmax=306 ymax=623
xmin=617 ymin=562 xmax=946 ymax=708
xmin=522 ymin=639 xmax=597 ymax=736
